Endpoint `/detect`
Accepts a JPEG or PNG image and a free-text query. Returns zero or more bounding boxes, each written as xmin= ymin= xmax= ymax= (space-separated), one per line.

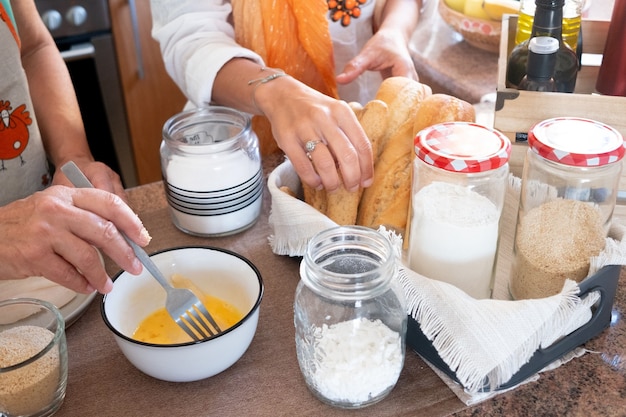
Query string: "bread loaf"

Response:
xmin=322 ymin=100 xmax=389 ymax=225
xmin=302 ymin=182 xmax=327 ymax=216
xmin=375 ymin=77 xmax=432 ymax=142
xmin=412 ymin=93 xmax=476 ymax=136
xmin=357 ymin=118 xmax=414 ymax=233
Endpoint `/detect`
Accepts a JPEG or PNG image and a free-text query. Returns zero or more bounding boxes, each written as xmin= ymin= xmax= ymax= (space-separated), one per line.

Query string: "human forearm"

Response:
xmin=377 ymin=0 xmax=421 ymax=43
xmin=150 ymin=0 xmax=263 ymax=106
xmin=212 ymin=58 xmax=276 ymax=115
xmin=13 ymin=0 xmax=93 ymax=168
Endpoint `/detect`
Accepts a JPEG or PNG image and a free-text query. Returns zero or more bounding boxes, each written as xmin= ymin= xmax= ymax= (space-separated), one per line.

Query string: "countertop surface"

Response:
xmin=56 ymin=153 xmax=626 ymax=416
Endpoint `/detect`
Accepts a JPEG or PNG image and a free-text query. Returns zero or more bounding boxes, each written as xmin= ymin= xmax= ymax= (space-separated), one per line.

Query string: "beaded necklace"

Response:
xmin=328 ymin=0 xmax=367 ymax=27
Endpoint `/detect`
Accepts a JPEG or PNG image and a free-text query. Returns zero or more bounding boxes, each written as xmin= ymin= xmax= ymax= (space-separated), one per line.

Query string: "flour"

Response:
xmin=408 ymin=181 xmax=500 ymax=299
xmin=304 ymin=317 xmax=403 ymax=405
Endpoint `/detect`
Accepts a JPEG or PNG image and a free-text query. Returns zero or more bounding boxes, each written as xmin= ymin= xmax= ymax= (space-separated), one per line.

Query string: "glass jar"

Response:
xmin=510 ymin=117 xmax=625 ymax=300
xmin=0 ymin=298 xmax=68 ymax=417
xmin=160 ymin=106 xmax=263 ymax=237
xmin=294 ymin=226 xmax=407 ymax=409
xmin=408 ymin=122 xmax=512 ymax=299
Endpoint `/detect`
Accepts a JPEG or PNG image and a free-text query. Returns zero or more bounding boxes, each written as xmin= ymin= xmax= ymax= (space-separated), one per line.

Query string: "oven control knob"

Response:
xmin=66 ymin=5 xmax=88 ymax=27
xmin=41 ymin=9 xmax=62 ymax=31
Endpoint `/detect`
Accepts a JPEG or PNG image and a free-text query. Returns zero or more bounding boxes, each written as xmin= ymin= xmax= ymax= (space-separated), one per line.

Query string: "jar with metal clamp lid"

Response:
xmin=294 ymin=226 xmax=407 ymax=409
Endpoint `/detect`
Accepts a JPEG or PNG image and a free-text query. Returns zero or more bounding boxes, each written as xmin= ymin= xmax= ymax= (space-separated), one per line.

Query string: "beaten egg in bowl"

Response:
xmin=133 ymin=274 xmax=244 ymax=344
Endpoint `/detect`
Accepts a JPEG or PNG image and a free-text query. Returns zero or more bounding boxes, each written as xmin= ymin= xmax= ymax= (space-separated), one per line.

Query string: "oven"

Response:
xmin=34 ymin=0 xmax=138 ymax=187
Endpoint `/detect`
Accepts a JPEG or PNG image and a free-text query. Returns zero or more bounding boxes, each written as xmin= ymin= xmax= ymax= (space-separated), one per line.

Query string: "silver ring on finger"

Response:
xmin=305 ymin=140 xmax=322 ymax=160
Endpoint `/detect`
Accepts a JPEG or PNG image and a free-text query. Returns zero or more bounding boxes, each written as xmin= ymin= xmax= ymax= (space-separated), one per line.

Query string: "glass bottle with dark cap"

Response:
xmin=518 ymin=36 xmax=558 ymax=92
xmin=506 ymin=0 xmax=578 ymax=93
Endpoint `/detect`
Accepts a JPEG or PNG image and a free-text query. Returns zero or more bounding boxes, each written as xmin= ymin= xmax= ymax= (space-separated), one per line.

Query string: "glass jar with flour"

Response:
xmin=160 ymin=107 xmax=263 ymax=237
xmin=510 ymin=117 xmax=625 ymax=300
xmin=408 ymin=122 xmax=512 ymax=299
xmin=294 ymin=226 xmax=407 ymax=409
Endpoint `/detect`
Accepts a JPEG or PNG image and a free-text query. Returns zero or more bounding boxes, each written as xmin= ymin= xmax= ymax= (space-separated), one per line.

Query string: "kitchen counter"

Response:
xmin=54 ymin=3 xmax=625 ymax=415
xmin=410 ymin=0 xmax=499 ymax=104
xmin=56 ymin=153 xmax=626 ymax=416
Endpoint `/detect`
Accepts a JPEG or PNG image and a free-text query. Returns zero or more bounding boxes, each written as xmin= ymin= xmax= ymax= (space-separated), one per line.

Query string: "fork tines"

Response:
xmin=178 ymin=302 xmax=222 ymax=341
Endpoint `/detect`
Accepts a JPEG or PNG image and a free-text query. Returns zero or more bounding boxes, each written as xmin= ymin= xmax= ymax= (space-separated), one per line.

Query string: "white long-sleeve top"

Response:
xmin=150 ymin=0 xmax=382 ymax=106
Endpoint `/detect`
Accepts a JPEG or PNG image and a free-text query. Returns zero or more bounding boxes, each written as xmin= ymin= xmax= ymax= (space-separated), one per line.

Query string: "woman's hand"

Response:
xmin=0 ymin=186 xmax=150 ymax=294
xmin=256 ymin=76 xmax=374 ymax=192
xmin=337 ymin=0 xmax=420 ymax=84
xmin=53 ymin=159 xmax=127 ymax=202
xmin=336 ymin=28 xmax=418 ymax=84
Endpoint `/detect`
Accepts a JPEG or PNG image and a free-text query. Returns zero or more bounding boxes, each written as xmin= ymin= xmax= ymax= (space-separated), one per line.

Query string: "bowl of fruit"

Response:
xmin=439 ymin=0 xmax=519 ymax=53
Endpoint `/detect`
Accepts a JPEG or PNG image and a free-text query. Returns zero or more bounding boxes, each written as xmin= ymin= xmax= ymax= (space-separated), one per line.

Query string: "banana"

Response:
xmin=482 ymin=0 xmax=520 ymax=21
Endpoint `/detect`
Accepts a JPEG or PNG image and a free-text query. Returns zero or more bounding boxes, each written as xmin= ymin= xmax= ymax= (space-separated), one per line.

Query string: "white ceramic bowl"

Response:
xmin=101 ymin=246 xmax=264 ymax=382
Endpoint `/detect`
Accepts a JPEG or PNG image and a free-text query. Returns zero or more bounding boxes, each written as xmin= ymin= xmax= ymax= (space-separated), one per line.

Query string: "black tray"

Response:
xmin=406 ymin=264 xmax=621 ymax=392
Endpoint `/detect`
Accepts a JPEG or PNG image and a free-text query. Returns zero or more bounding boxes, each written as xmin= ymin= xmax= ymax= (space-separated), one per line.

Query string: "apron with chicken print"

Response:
xmin=0 ymin=2 xmax=51 ymax=207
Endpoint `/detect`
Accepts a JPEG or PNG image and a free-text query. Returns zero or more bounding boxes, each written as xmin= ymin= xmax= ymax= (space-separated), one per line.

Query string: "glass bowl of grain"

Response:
xmin=0 ymin=298 xmax=68 ymax=417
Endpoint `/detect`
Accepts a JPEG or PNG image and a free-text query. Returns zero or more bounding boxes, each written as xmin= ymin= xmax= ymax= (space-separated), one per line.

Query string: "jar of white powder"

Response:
xmin=408 ymin=122 xmax=511 ymax=299
xmin=160 ymin=107 xmax=263 ymax=236
xmin=510 ymin=117 xmax=625 ymax=300
xmin=294 ymin=226 xmax=407 ymax=409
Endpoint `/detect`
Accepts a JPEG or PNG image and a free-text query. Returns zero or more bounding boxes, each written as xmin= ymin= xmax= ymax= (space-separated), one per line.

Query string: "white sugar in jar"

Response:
xmin=294 ymin=226 xmax=407 ymax=409
xmin=160 ymin=107 xmax=263 ymax=237
xmin=408 ymin=122 xmax=511 ymax=299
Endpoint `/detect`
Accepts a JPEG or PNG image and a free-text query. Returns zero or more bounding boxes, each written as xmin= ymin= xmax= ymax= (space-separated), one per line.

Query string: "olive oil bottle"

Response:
xmin=518 ymin=36 xmax=558 ymax=91
xmin=514 ymin=0 xmax=582 ymax=51
xmin=506 ymin=0 xmax=578 ymax=92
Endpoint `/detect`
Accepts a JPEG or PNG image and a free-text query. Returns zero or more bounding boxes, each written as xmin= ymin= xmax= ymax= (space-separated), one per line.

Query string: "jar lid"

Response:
xmin=528 ymin=117 xmax=625 ymax=166
xmin=414 ymin=122 xmax=511 ymax=173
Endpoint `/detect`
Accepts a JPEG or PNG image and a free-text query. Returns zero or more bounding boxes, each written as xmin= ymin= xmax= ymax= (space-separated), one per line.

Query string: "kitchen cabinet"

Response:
xmin=108 ymin=0 xmax=187 ymax=185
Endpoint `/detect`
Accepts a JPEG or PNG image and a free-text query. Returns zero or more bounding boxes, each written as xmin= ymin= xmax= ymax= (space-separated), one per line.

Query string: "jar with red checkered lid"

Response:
xmin=407 ymin=122 xmax=512 ymax=299
xmin=510 ymin=117 xmax=625 ymax=300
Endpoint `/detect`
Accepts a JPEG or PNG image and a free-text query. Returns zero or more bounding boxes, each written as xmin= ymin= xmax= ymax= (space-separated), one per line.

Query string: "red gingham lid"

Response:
xmin=414 ymin=122 xmax=511 ymax=173
xmin=528 ymin=117 xmax=625 ymax=166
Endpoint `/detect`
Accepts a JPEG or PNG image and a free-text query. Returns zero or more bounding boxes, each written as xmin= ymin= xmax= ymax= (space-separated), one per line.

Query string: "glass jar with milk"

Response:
xmin=160 ymin=107 xmax=263 ymax=237
xmin=407 ymin=122 xmax=512 ymax=299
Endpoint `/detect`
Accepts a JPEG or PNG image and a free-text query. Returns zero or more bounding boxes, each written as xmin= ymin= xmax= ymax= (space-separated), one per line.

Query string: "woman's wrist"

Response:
xmin=250 ymin=71 xmax=297 ymax=117
xmin=248 ymin=67 xmax=289 ymax=115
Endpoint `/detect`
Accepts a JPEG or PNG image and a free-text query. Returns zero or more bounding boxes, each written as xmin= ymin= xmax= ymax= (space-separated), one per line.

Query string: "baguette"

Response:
xmin=323 ymin=100 xmax=389 ymax=225
xmin=357 ymin=117 xmax=414 ymax=234
xmin=375 ymin=77 xmax=432 ymax=140
xmin=412 ymin=93 xmax=476 ymax=136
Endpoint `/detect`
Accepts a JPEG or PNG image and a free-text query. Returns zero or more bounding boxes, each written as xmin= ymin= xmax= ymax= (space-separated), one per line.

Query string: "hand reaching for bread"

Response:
xmin=291 ymin=77 xmax=476 ymax=237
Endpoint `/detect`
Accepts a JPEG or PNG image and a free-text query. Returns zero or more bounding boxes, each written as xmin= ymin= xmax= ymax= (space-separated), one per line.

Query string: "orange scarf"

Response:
xmin=231 ymin=0 xmax=338 ymax=155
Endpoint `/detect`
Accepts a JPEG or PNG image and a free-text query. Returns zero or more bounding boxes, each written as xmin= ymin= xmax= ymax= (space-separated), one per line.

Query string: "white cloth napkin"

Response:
xmin=267 ymin=159 xmax=626 ymax=404
xmin=267 ymin=158 xmax=337 ymax=256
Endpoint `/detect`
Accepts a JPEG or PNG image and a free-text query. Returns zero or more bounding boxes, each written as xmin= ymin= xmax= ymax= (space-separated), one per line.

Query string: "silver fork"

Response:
xmin=60 ymin=161 xmax=221 ymax=341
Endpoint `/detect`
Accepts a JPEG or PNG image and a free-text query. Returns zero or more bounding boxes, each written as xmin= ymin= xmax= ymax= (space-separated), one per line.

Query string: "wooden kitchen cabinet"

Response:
xmin=108 ymin=0 xmax=187 ymax=185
